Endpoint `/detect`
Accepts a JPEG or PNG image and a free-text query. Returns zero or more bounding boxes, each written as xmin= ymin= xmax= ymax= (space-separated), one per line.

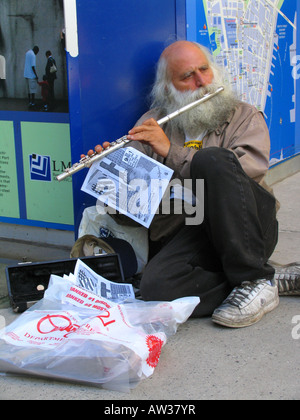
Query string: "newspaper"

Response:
xmin=81 ymin=146 xmax=174 ymax=228
xmin=71 ymin=259 xmax=135 ymax=303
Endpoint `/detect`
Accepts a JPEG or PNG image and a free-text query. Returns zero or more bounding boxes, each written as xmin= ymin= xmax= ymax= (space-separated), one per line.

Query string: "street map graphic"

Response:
xmin=187 ymin=0 xmax=297 ymax=161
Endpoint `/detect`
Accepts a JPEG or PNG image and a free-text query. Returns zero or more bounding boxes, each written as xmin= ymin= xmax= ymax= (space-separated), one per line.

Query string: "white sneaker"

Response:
xmin=212 ymin=279 xmax=279 ymax=328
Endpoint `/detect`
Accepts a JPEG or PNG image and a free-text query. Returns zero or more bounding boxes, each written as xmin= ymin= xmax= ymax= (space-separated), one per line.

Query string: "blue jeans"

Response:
xmin=140 ymin=148 xmax=278 ymax=317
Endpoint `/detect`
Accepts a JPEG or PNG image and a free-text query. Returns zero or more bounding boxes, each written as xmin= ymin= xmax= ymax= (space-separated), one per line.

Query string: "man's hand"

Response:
xmin=81 ymin=142 xmax=110 ymax=159
xmin=81 ymin=118 xmax=171 ymax=159
xmin=127 ymin=118 xmax=170 ymax=158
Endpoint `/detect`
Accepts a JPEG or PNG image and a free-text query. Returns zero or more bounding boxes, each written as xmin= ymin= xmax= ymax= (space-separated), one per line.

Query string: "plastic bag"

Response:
xmin=78 ymin=205 xmax=149 ymax=273
xmin=0 ymin=266 xmax=199 ymax=392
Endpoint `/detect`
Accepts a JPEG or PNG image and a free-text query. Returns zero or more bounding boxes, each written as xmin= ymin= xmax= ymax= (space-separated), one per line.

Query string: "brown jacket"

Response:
xmin=113 ymin=101 xmax=273 ymax=242
xmin=132 ymin=101 xmax=270 ymax=184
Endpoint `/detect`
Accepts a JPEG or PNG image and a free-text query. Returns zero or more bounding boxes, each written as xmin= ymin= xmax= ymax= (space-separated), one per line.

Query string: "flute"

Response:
xmin=56 ymin=86 xmax=224 ymax=181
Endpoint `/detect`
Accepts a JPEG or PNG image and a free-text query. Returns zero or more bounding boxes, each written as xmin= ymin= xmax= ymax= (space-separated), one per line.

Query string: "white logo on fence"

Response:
xmin=29 ymin=154 xmax=52 ymax=181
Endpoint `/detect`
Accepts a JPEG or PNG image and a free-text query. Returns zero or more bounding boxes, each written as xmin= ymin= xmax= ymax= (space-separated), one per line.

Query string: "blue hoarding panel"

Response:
xmin=68 ymin=0 xmax=186 ymax=235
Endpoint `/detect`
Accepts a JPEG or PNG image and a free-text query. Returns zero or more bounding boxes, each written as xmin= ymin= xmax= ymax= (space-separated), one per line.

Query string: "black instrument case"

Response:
xmin=5 ymin=254 xmax=124 ymax=313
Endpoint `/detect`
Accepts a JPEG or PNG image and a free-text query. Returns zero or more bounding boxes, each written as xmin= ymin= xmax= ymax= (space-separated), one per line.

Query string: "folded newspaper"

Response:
xmin=81 ymin=146 xmax=174 ymax=228
xmin=0 ymin=260 xmax=199 ymax=391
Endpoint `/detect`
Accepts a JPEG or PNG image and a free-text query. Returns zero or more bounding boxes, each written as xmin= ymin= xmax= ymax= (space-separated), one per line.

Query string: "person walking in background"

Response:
xmin=24 ymin=46 xmax=39 ymax=108
xmin=45 ymin=50 xmax=57 ymax=110
xmin=38 ymin=75 xmax=50 ymax=111
xmin=0 ymin=55 xmax=7 ymax=98
xmin=0 ymin=55 xmax=6 ymax=80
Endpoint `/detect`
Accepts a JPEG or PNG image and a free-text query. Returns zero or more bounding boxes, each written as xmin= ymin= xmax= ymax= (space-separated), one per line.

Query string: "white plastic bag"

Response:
xmin=0 ymin=268 xmax=199 ymax=391
xmin=78 ymin=205 xmax=149 ymax=273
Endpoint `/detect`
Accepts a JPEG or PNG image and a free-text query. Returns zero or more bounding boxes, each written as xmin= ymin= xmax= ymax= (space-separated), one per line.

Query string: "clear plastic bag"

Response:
xmin=0 ymin=272 xmax=199 ymax=392
xmin=78 ymin=205 xmax=149 ymax=273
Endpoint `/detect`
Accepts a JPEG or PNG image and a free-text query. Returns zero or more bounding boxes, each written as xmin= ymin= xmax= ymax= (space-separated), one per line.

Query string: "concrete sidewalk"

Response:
xmin=0 ymin=172 xmax=299 ymax=400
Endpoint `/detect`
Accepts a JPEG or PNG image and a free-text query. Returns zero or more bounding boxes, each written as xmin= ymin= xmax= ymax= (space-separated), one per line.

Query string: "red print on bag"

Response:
xmin=37 ymin=314 xmax=80 ymax=338
xmin=146 ymin=335 xmax=164 ymax=368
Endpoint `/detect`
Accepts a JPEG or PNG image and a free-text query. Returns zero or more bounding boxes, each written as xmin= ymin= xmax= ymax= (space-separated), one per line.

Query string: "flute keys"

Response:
xmin=80 ymin=155 xmax=93 ymax=163
xmin=116 ymin=136 xmax=127 ymax=144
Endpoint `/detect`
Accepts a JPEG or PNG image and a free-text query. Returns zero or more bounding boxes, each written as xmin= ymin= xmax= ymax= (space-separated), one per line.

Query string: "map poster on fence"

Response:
xmin=186 ymin=0 xmax=297 ymax=161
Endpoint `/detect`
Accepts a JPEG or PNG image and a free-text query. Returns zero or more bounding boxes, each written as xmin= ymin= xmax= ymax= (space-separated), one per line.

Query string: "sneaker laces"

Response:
xmin=224 ymin=281 xmax=264 ymax=308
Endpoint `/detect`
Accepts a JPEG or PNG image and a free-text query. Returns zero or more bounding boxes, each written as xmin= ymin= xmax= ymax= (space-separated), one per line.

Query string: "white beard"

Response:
xmin=159 ymin=81 xmax=239 ymax=139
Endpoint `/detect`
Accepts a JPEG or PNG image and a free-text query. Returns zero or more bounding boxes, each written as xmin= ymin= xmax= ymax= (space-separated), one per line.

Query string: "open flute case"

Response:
xmin=5 ymin=254 xmax=125 ymax=313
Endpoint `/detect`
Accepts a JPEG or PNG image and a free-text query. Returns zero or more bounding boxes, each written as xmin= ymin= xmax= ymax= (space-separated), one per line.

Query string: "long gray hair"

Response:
xmin=149 ymin=42 xmax=238 ymax=136
xmin=150 ymin=42 xmax=225 ymax=110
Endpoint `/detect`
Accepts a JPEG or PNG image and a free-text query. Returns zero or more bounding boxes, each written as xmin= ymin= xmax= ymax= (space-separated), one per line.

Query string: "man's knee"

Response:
xmin=191 ymin=147 xmax=237 ymax=180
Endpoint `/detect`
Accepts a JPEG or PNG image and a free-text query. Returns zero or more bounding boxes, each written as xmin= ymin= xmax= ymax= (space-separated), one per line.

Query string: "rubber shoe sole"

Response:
xmin=271 ymin=261 xmax=300 ymax=296
xmin=212 ymin=295 xmax=279 ymax=328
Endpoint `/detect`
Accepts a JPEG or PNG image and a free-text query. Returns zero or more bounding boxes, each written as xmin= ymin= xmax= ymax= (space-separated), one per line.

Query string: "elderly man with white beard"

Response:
xmin=90 ymin=40 xmax=300 ymax=328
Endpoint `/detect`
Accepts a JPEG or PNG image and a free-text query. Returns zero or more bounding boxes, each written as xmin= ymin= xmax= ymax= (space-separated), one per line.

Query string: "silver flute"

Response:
xmin=56 ymin=86 xmax=224 ymax=181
